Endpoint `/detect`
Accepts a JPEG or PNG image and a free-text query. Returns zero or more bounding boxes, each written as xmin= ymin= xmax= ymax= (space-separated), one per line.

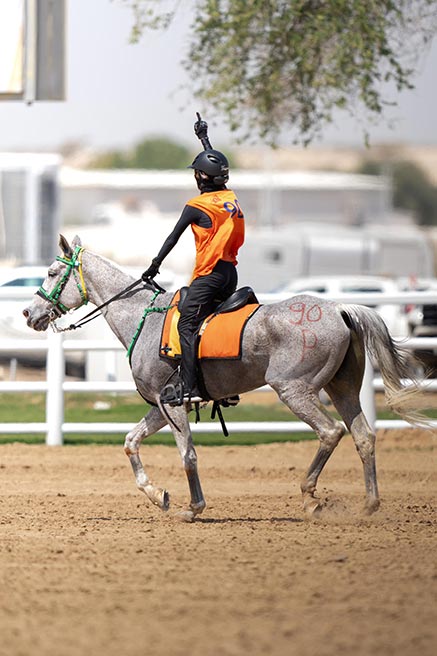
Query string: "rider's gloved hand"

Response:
xmin=141 ymin=259 xmax=160 ymax=281
xmin=194 ymin=113 xmax=208 ymax=140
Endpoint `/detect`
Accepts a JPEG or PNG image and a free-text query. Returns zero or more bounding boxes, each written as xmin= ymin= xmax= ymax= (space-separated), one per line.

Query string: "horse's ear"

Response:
xmin=59 ymin=234 xmax=73 ymax=258
xmin=71 ymin=235 xmax=82 ymax=248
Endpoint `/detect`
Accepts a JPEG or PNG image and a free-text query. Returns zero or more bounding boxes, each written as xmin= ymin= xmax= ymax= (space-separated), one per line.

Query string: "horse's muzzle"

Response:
xmin=22 ymin=307 xmax=50 ymax=331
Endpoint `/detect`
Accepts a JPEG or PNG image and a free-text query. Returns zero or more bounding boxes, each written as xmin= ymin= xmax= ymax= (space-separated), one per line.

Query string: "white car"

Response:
xmin=276 ymin=275 xmax=409 ymax=338
xmin=397 ymin=277 xmax=437 ymax=337
xmin=397 ymin=277 xmax=437 ymax=370
xmin=0 ymin=266 xmax=48 ymax=336
xmin=0 ymin=265 xmax=47 ymax=288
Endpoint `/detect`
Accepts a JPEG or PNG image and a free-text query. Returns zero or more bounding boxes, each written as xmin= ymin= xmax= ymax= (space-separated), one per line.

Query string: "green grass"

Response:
xmin=0 ymin=392 xmax=313 ymax=445
xmin=0 ymin=392 xmax=435 ymax=446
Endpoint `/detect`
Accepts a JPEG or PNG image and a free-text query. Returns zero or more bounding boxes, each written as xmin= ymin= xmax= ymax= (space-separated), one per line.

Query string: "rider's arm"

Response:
xmin=194 ymin=113 xmax=213 ymax=151
xmin=142 ymin=204 xmax=212 ymax=279
xmin=153 ymin=205 xmax=212 ymax=266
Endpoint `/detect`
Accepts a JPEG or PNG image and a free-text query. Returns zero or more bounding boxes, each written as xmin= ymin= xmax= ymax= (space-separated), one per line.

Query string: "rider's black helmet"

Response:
xmin=188 ymin=149 xmax=229 ymax=186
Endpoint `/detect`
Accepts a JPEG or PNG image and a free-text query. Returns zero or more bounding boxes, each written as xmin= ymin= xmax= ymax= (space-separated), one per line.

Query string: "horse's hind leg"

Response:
xmin=325 ymin=338 xmax=379 ymax=514
xmin=124 ymin=406 xmax=170 ymax=511
xmin=270 ymin=379 xmax=345 ymax=516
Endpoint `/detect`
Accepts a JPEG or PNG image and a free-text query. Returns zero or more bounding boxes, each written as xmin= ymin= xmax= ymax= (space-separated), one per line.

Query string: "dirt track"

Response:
xmin=0 ymin=430 xmax=436 ymax=656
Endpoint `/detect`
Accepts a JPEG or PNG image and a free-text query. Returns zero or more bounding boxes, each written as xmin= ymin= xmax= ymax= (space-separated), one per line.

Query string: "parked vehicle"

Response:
xmin=399 ymin=277 xmax=437 ymax=371
xmin=0 ymin=266 xmax=47 ymax=289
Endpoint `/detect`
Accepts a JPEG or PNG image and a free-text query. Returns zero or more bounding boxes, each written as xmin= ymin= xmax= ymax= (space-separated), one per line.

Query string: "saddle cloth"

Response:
xmin=160 ymin=290 xmax=260 ymax=361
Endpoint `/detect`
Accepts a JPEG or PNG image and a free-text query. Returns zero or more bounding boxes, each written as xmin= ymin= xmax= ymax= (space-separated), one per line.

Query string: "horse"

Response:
xmin=23 ymin=235 xmax=429 ymax=521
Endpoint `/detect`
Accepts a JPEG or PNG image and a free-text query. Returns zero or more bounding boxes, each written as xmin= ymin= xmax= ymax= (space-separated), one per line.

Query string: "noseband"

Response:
xmin=36 ymin=246 xmax=88 ymax=317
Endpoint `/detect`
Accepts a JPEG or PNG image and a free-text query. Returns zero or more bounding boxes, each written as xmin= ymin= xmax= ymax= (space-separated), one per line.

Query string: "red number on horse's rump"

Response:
xmin=289 ymin=302 xmax=306 ymax=325
xmin=289 ymin=302 xmax=322 ymax=325
xmin=306 ymin=305 xmax=322 ymax=322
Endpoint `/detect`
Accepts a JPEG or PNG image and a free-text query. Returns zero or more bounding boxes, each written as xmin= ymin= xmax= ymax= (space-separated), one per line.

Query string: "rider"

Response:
xmin=142 ymin=114 xmax=245 ymax=405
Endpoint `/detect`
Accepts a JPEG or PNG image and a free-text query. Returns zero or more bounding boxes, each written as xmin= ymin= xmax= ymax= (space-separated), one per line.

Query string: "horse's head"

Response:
xmin=23 ymin=234 xmax=88 ymax=331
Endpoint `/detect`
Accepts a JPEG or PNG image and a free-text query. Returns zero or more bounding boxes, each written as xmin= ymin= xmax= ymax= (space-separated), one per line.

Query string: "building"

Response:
xmin=60 ymin=166 xmax=392 ymax=229
xmin=0 ymin=153 xmax=61 ymax=264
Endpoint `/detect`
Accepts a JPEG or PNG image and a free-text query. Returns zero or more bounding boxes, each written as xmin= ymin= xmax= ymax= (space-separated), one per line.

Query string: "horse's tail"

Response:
xmin=339 ymin=303 xmax=432 ymax=427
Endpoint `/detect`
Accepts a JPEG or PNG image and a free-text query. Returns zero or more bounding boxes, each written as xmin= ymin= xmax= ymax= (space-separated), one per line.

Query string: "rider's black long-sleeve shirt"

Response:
xmin=154 ymin=184 xmax=226 ymax=266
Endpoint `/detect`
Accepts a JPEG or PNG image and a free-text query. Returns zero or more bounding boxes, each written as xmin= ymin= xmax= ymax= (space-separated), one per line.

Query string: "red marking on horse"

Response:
xmin=306 ymin=305 xmax=322 ymax=322
xmin=289 ymin=302 xmax=306 ymax=325
xmin=301 ymin=329 xmax=318 ymax=361
xmin=289 ymin=302 xmax=322 ymax=325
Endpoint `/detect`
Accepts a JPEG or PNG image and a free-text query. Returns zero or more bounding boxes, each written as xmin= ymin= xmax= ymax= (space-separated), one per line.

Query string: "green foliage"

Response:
xmin=88 ymin=135 xmax=235 ymax=170
xmin=131 ymin=137 xmax=191 ymax=168
xmin=392 ymin=161 xmax=437 ymax=225
xmin=90 ymin=150 xmax=129 ymax=169
xmin=358 ymin=158 xmax=437 ymax=225
xmin=121 ymin=0 xmax=437 ymax=145
xmin=89 ymin=137 xmax=191 ymax=169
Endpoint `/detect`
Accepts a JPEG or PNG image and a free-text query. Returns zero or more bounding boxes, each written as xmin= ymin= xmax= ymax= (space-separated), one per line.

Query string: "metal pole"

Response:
xmin=360 ymin=355 xmax=376 ymax=431
xmin=24 ymin=0 xmax=37 ymax=105
xmin=24 ymin=166 xmax=40 ymax=263
xmin=45 ymin=331 xmax=64 ymax=446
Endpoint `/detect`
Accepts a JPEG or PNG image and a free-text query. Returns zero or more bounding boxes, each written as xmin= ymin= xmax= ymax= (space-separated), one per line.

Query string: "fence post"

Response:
xmin=45 ymin=331 xmax=64 ymax=445
xmin=360 ymin=355 xmax=376 ymax=431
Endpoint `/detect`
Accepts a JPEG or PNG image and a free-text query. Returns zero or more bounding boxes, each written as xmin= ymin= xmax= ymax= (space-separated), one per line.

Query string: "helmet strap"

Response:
xmin=194 ymin=169 xmax=226 ymax=192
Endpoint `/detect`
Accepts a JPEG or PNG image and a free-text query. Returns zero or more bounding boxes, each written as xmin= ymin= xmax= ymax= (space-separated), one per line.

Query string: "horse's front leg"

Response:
xmin=159 ymin=401 xmax=206 ymax=522
xmin=124 ymin=406 xmax=170 ymax=511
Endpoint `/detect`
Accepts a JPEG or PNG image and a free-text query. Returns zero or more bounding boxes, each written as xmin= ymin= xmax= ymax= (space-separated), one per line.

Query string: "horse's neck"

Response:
xmin=81 ymin=251 xmax=155 ymax=345
xmin=82 ymin=251 xmax=135 ymax=305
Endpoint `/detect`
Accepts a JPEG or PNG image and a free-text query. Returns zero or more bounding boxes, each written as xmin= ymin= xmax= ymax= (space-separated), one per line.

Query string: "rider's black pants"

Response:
xmin=178 ymin=260 xmax=237 ymax=393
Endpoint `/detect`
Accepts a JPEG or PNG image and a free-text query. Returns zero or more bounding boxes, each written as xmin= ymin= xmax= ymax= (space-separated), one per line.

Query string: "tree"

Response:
xmin=131 ymin=137 xmax=191 ymax=168
xmin=90 ymin=150 xmax=128 ymax=169
xmin=123 ymin=0 xmax=437 ymax=145
xmin=358 ymin=159 xmax=437 ymax=225
xmin=89 ymin=137 xmax=191 ymax=169
xmin=392 ymin=161 xmax=437 ymax=226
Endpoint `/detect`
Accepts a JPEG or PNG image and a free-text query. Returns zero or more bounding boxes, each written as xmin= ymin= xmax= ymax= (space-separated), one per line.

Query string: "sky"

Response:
xmin=0 ymin=0 xmax=436 ymax=154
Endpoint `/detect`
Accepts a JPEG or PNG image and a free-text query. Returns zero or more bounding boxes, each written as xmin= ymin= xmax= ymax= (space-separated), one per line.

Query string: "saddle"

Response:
xmin=160 ymin=286 xmax=260 ymax=361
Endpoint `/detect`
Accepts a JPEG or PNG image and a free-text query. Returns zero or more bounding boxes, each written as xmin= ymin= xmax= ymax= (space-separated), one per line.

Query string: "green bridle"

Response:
xmin=37 ymin=245 xmax=88 ymax=316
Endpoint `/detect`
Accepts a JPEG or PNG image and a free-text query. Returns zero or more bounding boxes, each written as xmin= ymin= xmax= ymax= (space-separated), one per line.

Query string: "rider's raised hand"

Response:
xmin=194 ymin=112 xmax=208 ymax=140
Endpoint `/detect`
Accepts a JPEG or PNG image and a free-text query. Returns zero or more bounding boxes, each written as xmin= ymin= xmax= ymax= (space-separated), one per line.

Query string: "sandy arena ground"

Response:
xmin=0 ymin=429 xmax=436 ymax=656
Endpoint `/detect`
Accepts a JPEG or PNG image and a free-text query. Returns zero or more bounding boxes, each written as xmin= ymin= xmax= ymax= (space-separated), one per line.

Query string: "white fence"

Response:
xmin=2 ymin=290 xmax=437 ymax=445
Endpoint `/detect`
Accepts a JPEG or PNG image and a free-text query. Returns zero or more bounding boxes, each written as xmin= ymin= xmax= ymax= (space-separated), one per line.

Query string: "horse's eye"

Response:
xmin=48 ymin=269 xmax=56 ymax=277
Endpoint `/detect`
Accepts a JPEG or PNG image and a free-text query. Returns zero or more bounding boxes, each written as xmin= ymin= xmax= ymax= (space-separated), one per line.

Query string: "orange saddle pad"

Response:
xmin=160 ymin=291 xmax=260 ymax=361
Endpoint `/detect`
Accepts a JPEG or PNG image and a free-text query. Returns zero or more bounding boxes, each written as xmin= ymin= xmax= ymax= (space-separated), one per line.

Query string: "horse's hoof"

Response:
xmin=364 ymin=498 xmax=380 ymax=515
xmin=304 ymin=498 xmax=323 ymax=518
xmin=190 ymin=501 xmax=206 ymax=515
xmin=174 ymin=509 xmax=196 ymax=523
xmin=145 ymin=485 xmax=170 ymax=511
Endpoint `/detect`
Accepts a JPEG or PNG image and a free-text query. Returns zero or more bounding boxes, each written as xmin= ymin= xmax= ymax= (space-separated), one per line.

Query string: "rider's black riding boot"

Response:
xmin=159 ymin=335 xmax=202 ymax=406
xmin=179 ymin=336 xmax=202 ymax=402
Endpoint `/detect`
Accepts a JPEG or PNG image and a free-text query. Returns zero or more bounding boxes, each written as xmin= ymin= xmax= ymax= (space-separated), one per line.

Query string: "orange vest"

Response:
xmin=186 ymin=189 xmax=245 ymax=279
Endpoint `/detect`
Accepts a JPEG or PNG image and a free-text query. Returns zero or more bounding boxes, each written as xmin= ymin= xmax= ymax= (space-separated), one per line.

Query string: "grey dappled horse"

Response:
xmin=23 ymin=236 xmax=428 ymax=521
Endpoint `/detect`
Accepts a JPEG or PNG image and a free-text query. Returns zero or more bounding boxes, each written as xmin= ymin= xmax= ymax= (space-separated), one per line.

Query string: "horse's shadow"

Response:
xmin=195 ymin=516 xmax=304 ymax=524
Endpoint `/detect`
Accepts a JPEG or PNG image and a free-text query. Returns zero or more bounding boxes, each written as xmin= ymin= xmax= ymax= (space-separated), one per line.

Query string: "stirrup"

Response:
xmin=160 ymin=382 xmax=184 ymax=406
xmin=220 ymin=395 xmax=240 ymax=407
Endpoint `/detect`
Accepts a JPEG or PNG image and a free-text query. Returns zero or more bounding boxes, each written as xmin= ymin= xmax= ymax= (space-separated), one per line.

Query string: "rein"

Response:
xmin=61 ymin=278 xmax=144 ymax=332
xmin=66 ymin=277 xmax=168 ymax=332
xmin=38 ymin=246 xmax=168 ymax=333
